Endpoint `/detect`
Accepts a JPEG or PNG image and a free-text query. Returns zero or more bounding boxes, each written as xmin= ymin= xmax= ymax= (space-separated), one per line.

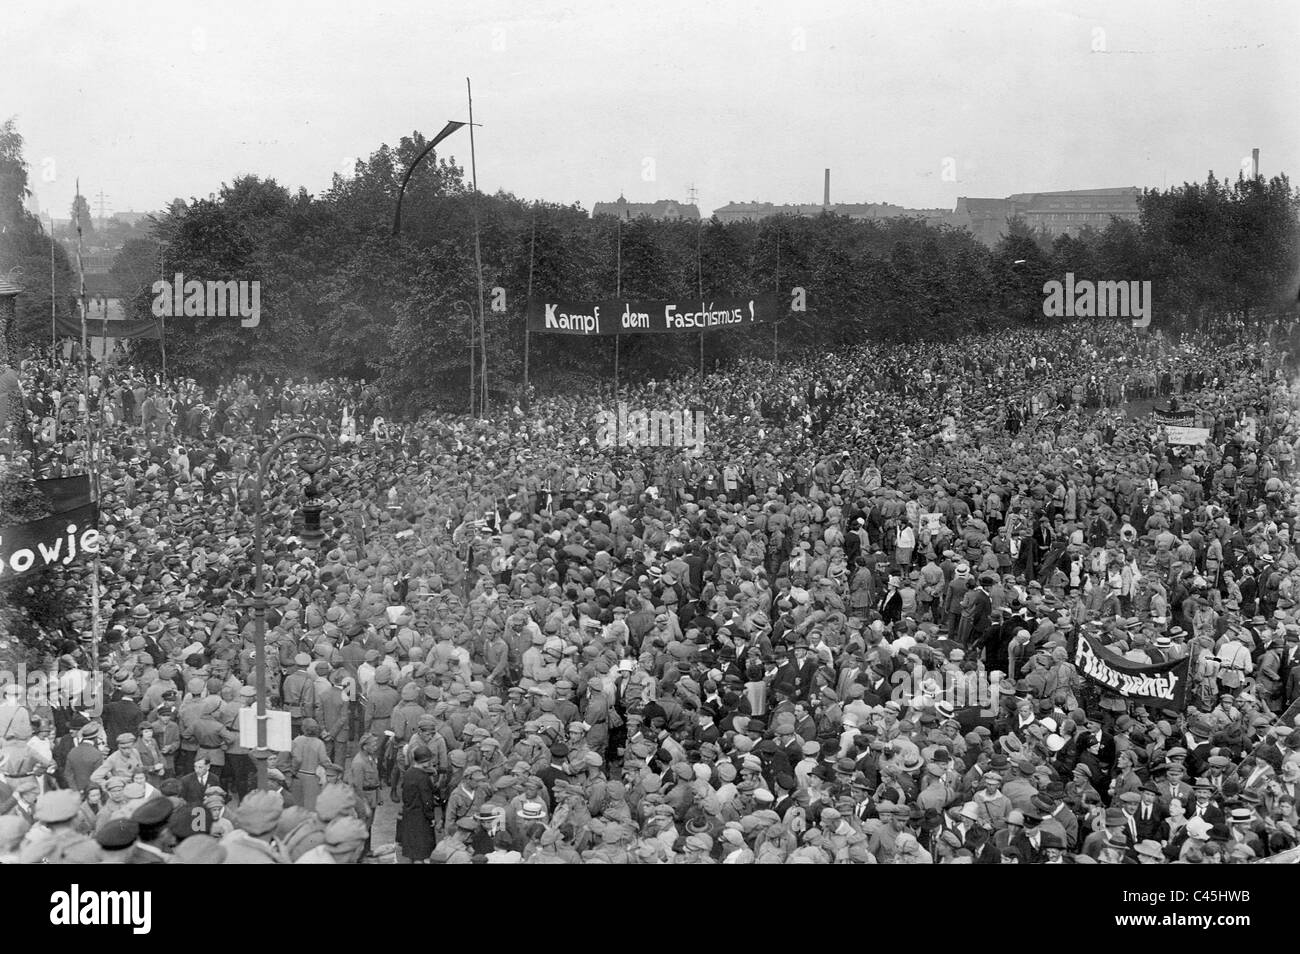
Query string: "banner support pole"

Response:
xmin=774 ymin=226 xmax=781 ymax=363
xmin=75 ymin=180 xmax=101 ymax=671
xmin=614 ymin=218 xmax=622 ymax=441
xmin=697 ymin=219 xmax=704 ymax=383
xmin=523 ymin=208 xmax=536 ymax=412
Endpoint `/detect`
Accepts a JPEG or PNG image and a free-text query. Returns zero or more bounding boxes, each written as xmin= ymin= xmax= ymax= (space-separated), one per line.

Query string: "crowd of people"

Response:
xmin=2 ymin=317 xmax=1300 ymax=864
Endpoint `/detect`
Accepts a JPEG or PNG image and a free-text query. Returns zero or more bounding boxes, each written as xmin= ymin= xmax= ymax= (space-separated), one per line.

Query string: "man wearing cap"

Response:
xmin=281 ymin=653 xmax=317 ymax=737
xmin=89 ymin=732 xmax=145 ymax=789
xmin=866 ymin=804 xmax=909 ymax=862
xmin=63 ymin=722 xmax=105 ymax=792
xmin=221 ymin=790 xmax=288 ymax=864
xmin=96 ymin=819 xmax=140 ymax=863
xmin=314 ymin=671 xmax=352 ymax=769
xmin=364 ymin=665 xmax=401 ymax=779
xmin=349 ymin=734 xmax=382 ymax=850
xmin=102 ymin=679 xmax=144 ymax=743
xmin=19 ymin=790 xmax=99 ymax=864
xmin=128 ymin=797 xmax=176 ymax=863
xmin=295 ymin=816 xmax=369 ymax=864
xmin=1214 ymin=628 xmax=1253 ymax=695
xmin=1154 ymin=761 xmax=1193 ymax=812
xmin=1257 ymin=632 xmax=1290 ymax=713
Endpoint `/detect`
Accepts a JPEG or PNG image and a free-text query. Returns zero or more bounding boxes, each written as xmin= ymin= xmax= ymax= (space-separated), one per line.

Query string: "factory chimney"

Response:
xmin=823 ymin=168 xmax=830 ymax=208
xmin=1252 ymin=148 xmax=1260 ymax=178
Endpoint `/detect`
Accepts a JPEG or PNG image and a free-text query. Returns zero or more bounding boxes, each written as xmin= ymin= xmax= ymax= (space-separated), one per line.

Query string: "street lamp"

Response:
xmin=248 ymin=430 xmax=331 ymax=791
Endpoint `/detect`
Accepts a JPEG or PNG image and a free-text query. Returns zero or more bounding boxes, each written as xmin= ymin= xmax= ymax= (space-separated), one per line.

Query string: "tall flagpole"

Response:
xmin=614 ymin=217 xmax=622 ymax=400
xmin=523 ymin=207 xmax=535 ymax=412
xmin=74 ymin=180 xmax=101 ymax=671
xmin=774 ymin=227 xmax=781 ymax=363
xmin=49 ymin=213 xmax=57 ymax=369
xmin=697 ymin=219 xmax=704 ymax=382
xmin=467 ymin=78 xmax=488 ymax=415
xmin=158 ymin=242 xmax=167 ymax=379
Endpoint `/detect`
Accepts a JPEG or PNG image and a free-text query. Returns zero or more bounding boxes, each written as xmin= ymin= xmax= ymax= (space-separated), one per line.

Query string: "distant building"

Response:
xmin=712 ymin=200 xmax=957 ymax=226
xmin=954 ymin=187 xmax=1141 ymax=246
xmin=592 ymin=196 xmax=700 ymax=221
xmin=710 ymin=186 xmax=1140 ymax=245
xmin=112 ymin=210 xmax=152 ymax=226
xmin=952 ymin=198 xmax=1016 ymax=247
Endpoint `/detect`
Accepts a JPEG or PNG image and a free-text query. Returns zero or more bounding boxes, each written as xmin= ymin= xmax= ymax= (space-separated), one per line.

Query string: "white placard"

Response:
xmin=238 ymin=707 xmax=292 ymax=752
xmin=1164 ymin=426 xmax=1210 ymax=446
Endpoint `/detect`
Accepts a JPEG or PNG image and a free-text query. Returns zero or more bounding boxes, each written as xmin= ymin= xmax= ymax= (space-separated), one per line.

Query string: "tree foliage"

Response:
xmin=6 ymin=117 xmax=1298 ymax=409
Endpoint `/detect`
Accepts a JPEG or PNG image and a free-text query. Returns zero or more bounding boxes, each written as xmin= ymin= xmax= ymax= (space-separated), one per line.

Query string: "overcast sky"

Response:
xmin=5 ymin=0 xmax=1297 ymax=220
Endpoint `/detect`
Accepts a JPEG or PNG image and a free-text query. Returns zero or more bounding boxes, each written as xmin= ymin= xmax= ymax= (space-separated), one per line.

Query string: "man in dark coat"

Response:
xmin=178 ymin=756 xmax=220 ymax=806
xmin=397 ymin=746 xmax=439 ymax=863
xmin=101 ymin=686 xmax=144 ymax=744
xmin=63 ymin=723 xmax=105 ymax=792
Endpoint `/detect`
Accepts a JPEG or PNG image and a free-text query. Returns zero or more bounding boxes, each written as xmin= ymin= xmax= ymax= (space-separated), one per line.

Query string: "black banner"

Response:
xmin=55 ymin=315 xmax=161 ymax=340
xmin=34 ymin=475 xmax=92 ymax=515
xmin=0 ymin=503 xmax=100 ymax=583
xmin=1151 ymin=408 xmax=1195 ymax=426
xmin=526 ymin=294 xmax=778 ymax=336
xmin=1075 ymin=632 xmax=1190 ymax=709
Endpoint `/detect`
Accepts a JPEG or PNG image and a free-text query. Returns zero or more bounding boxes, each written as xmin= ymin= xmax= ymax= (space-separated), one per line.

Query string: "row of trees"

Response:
xmin=4 ymin=120 xmax=1300 ymax=413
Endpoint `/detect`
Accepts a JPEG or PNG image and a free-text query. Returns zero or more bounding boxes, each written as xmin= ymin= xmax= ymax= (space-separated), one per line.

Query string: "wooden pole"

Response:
xmin=467 ymin=78 xmax=488 ymax=415
xmin=467 ymin=301 xmax=475 ymax=416
xmin=49 ymin=214 xmax=57 ymax=369
xmin=614 ymin=218 xmax=622 ymax=404
xmin=774 ymin=227 xmax=781 ymax=363
xmin=523 ymin=209 xmax=536 ymax=411
xmin=158 ymin=242 xmax=167 ymax=380
xmin=75 ymin=180 xmax=101 ymax=672
xmin=697 ymin=220 xmax=704 ymax=381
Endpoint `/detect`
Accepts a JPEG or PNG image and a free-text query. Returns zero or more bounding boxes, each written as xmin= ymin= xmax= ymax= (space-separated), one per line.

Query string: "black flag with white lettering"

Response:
xmin=1074 ymin=632 xmax=1190 ymax=710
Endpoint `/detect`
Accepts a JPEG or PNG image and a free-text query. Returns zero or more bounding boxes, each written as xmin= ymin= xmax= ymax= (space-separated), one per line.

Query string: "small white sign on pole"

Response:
xmin=239 ymin=707 xmax=292 ymax=752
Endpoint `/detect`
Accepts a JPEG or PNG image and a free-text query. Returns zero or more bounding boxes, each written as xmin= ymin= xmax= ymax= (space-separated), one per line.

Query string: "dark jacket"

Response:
xmin=398 ymin=766 xmax=439 ymax=861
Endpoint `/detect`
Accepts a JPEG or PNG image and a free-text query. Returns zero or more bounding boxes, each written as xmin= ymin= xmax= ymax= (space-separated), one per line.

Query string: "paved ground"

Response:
xmin=372 ymin=793 xmax=399 ymax=851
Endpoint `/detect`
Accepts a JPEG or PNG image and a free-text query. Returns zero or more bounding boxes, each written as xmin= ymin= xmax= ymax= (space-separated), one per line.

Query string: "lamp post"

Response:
xmin=249 ymin=430 xmax=331 ymax=791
